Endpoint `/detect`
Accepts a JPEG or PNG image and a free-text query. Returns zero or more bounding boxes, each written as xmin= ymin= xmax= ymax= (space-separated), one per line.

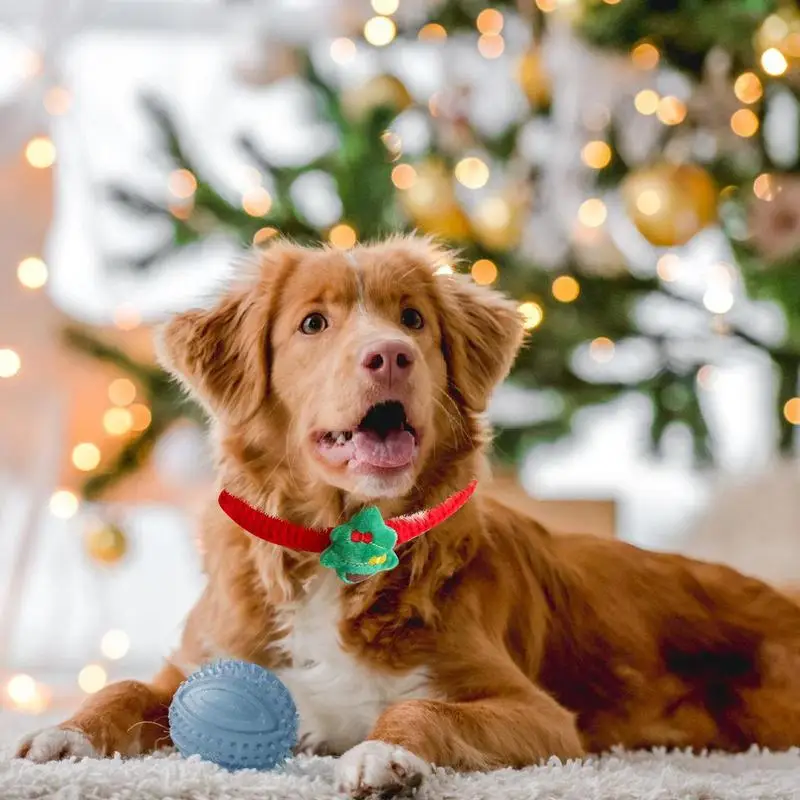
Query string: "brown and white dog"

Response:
xmin=16 ymin=237 xmax=800 ymax=796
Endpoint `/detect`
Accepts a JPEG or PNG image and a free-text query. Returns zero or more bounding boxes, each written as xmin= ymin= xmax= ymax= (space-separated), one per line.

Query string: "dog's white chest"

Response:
xmin=274 ymin=572 xmax=430 ymax=755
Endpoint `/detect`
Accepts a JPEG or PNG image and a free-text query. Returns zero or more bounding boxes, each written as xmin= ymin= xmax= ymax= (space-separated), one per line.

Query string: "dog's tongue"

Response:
xmin=352 ymin=429 xmax=415 ymax=469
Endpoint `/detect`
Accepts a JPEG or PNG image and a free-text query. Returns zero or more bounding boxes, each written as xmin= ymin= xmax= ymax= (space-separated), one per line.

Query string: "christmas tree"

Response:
xmin=70 ymin=0 xmax=800 ymax=500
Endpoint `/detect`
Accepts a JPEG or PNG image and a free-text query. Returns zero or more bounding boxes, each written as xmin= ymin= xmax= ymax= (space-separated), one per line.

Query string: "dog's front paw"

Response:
xmin=336 ymin=740 xmax=431 ymax=798
xmin=15 ymin=728 xmax=97 ymax=763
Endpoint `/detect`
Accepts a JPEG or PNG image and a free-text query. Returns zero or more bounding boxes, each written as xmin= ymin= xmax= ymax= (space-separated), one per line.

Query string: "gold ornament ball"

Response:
xmin=342 ymin=75 xmax=413 ymax=120
xmin=622 ymin=163 xmax=718 ymax=247
xmin=86 ymin=524 xmax=128 ymax=565
xmin=517 ymin=50 xmax=551 ymax=108
xmin=398 ymin=160 xmax=471 ymax=241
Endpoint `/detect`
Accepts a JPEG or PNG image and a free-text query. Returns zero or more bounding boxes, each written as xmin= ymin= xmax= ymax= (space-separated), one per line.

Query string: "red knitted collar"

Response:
xmin=218 ymin=480 xmax=478 ymax=583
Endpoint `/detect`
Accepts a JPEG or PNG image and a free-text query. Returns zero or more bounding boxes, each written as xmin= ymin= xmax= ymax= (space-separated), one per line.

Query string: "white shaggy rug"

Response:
xmin=2 ymin=747 xmax=800 ymax=799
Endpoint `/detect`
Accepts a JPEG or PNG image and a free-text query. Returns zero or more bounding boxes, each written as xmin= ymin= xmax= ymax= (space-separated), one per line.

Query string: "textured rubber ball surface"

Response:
xmin=168 ymin=659 xmax=298 ymax=771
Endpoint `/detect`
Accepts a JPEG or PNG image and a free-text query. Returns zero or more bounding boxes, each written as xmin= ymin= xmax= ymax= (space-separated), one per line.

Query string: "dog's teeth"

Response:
xmin=334 ymin=432 xmax=347 ymax=445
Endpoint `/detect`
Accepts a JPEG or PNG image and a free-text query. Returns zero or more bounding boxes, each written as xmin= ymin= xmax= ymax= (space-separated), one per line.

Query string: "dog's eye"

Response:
xmin=400 ymin=308 xmax=424 ymax=330
xmin=300 ymin=313 xmax=328 ymax=335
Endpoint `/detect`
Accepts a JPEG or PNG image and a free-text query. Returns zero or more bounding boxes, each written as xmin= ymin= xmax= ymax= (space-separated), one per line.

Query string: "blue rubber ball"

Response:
xmin=169 ymin=659 xmax=298 ymax=771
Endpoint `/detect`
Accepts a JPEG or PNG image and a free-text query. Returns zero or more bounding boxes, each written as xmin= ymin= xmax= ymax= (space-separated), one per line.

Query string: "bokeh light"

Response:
xmin=478 ymin=34 xmax=505 ymax=59
xmin=364 ymin=16 xmax=396 ymax=46
xmin=24 ymin=137 xmax=56 ymax=169
xmin=78 ymin=664 xmax=107 ymax=694
xmin=72 ymin=443 xmax=101 ymax=472
xmin=17 ymin=257 xmax=48 ymax=289
xmin=49 ymin=490 xmax=79 ymax=520
xmin=761 ymin=47 xmax=788 ymax=76
xmin=253 ymin=226 xmax=278 ymax=245
xmin=471 ymin=259 xmax=498 ymax=285
xmin=329 ymin=223 xmax=357 ymax=249
xmin=101 ymin=629 xmax=131 ymax=660
xmin=581 ymin=141 xmax=612 ymax=169
xmin=476 ymin=9 xmax=504 ymax=35
xmin=330 ymin=37 xmax=357 ymax=64
xmin=590 ymin=337 xmax=616 ymax=362
xmin=656 ymin=96 xmax=687 ymax=126
xmin=43 ymin=86 xmax=71 ymax=116
xmin=734 ymin=72 xmax=763 ymax=104
xmin=578 ymin=198 xmax=607 ymax=228
xmin=130 ymin=403 xmax=152 ymax=432
xmin=730 ymin=109 xmax=759 ymax=138
xmin=784 ymin=398 xmax=800 ymax=425
xmin=371 ymin=0 xmax=399 ymax=13
xmin=753 ymin=173 xmax=775 ymax=201
xmin=103 ymin=407 xmax=134 ymax=436
xmin=634 ymin=90 xmax=659 ymax=115
xmin=168 ymin=169 xmax=197 ymax=199
xmin=454 ymin=157 xmax=490 ymax=189
xmin=552 ymin=276 xmax=580 ymax=303
xmin=418 ymin=24 xmax=447 ymax=41
xmin=242 ymin=187 xmax=272 ymax=217
xmin=391 ymin=164 xmax=417 ymax=189
xmin=0 ymin=349 xmax=21 ymax=378
xmin=656 ymin=254 xmax=681 ymax=282
xmin=519 ymin=301 xmax=544 ymax=331
xmin=631 ymin=42 xmax=660 ymax=70
xmin=108 ymin=378 xmax=136 ymax=407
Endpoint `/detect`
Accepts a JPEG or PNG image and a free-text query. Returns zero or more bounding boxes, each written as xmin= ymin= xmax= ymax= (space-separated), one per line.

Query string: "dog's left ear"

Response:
xmin=437 ymin=274 xmax=526 ymax=413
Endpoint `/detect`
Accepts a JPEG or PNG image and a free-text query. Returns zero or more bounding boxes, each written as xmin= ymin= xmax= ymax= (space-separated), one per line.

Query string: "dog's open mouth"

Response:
xmin=316 ymin=401 xmax=418 ymax=471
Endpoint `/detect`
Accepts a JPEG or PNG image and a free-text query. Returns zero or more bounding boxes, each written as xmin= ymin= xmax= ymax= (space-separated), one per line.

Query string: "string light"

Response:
xmin=17 ymin=257 xmax=48 ymax=289
xmin=330 ymin=37 xmax=357 ymax=64
xmin=753 ymin=173 xmax=775 ymax=201
xmin=734 ymin=72 xmax=763 ymax=104
xmin=631 ymin=42 xmax=660 ymax=70
xmin=418 ymin=23 xmax=447 ymax=40
xmin=634 ymin=89 xmax=660 ymax=115
xmin=371 ymin=0 xmax=399 ymax=13
xmin=72 ymin=443 xmax=101 ymax=472
xmin=478 ymin=34 xmax=504 ymax=59
xmin=636 ymin=189 xmax=662 ymax=216
xmin=656 ymin=96 xmax=687 ymax=126
xmin=25 ymin=137 xmax=56 ymax=169
xmin=476 ymin=9 xmax=504 ymax=35
xmin=100 ymin=629 xmax=130 ymax=660
xmin=581 ymin=141 xmax=612 ymax=169
xmin=784 ymin=397 xmax=800 ymax=425
xmin=434 ymin=264 xmax=454 ymax=276
xmin=130 ymin=403 xmax=152 ymax=432
xmin=0 ymin=349 xmax=21 ymax=378
xmin=113 ymin=305 xmax=141 ymax=331
xmin=242 ymin=187 xmax=272 ymax=217
xmin=103 ymin=407 xmax=134 ymax=436
xmin=730 ymin=108 xmax=759 ymax=138
xmin=364 ymin=16 xmax=396 ymax=46
xmin=578 ymin=198 xmax=607 ymax=228
xmin=454 ymin=157 xmax=490 ymax=189
xmin=703 ymin=287 xmax=734 ymax=314
xmin=534 ymin=0 xmax=556 ymax=11
xmin=108 ymin=378 xmax=136 ymax=407
xmin=43 ymin=86 xmax=71 ymax=116
xmin=169 ymin=200 xmax=192 ymax=221
xmin=391 ymin=164 xmax=417 ymax=189
xmin=328 ymin=223 xmax=357 ymax=249
xmin=552 ymin=276 xmax=580 ymax=303
xmin=78 ymin=664 xmax=107 ymax=694
xmin=49 ymin=490 xmax=78 ymax=520
xmin=518 ymin=301 xmax=544 ymax=331
xmin=168 ymin=169 xmax=197 ymax=199
xmin=471 ymin=259 xmax=498 ymax=285
xmin=656 ymin=253 xmax=681 ymax=282
xmin=590 ymin=337 xmax=615 ymax=362
xmin=761 ymin=47 xmax=788 ymax=76
xmin=6 ymin=674 xmax=48 ymax=713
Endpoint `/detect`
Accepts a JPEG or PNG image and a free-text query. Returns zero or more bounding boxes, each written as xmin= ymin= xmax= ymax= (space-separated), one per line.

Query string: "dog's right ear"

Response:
xmin=157 ymin=245 xmax=295 ymax=425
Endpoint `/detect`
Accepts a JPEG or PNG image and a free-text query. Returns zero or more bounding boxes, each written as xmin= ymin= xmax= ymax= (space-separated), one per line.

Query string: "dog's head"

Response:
xmin=159 ymin=237 xmax=524 ymax=501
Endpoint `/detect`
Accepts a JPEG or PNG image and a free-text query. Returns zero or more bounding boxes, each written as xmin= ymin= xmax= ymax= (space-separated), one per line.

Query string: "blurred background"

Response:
xmin=1 ymin=0 xmax=800 ymax=742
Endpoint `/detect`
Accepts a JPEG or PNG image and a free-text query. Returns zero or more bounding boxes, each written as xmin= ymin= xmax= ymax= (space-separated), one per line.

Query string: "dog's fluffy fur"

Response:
xmin=16 ymin=237 xmax=800 ymax=797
